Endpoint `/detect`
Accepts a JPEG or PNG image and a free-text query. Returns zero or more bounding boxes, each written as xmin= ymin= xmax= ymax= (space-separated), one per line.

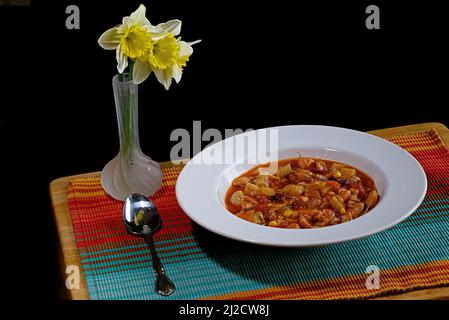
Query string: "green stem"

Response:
xmin=121 ymin=60 xmax=136 ymax=165
xmin=128 ymin=60 xmax=134 ymax=81
xmin=126 ymin=89 xmax=133 ymax=164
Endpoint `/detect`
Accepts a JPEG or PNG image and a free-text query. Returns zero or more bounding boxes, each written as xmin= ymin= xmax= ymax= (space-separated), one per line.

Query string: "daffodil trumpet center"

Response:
xmin=119 ymin=25 xmax=153 ymax=60
xmin=148 ymin=34 xmax=180 ymax=70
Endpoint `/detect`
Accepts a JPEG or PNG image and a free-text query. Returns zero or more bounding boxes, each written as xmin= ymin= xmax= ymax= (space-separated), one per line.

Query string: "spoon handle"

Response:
xmin=144 ymin=233 xmax=176 ymax=296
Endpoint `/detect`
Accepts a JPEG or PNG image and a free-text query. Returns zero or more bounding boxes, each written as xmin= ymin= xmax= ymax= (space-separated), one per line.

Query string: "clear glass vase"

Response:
xmin=101 ymin=73 xmax=163 ymax=201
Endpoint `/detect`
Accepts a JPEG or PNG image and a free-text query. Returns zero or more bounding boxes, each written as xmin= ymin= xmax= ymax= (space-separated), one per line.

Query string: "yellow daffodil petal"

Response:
xmin=116 ymin=44 xmax=128 ymax=73
xmin=119 ymin=24 xmax=152 ymax=59
xmin=156 ymin=19 xmax=182 ymax=36
xmin=154 ymin=68 xmax=173 ymax=90
xmin=148 ymin=34 xmax=180 ymax=70
xmin=98 ymin=27 xmax=121 ymax=50
xmin=133 ymin=59 xmax=153 ymax=85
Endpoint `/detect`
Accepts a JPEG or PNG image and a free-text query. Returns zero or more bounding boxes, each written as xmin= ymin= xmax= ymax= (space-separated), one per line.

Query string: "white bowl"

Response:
xmin=176 ymin=125 xmax=427 ymax=247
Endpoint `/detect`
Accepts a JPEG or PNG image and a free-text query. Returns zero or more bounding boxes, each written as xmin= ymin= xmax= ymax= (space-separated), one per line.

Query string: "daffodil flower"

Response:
xmin=98 ymin=4 xmax=199 ymax=89
xmin=133 ymin=35 xmax=201 ymax=89
xmin=98 ymin=4 xmax=182 ymax=74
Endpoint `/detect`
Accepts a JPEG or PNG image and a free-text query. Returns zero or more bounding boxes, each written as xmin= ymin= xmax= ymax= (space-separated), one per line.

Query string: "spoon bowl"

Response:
xmin=123 ymin=193 xmax=161 ymax=235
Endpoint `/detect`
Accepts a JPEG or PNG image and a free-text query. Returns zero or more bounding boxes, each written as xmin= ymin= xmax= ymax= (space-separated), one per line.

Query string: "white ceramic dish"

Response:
xmin=176 ymin=125 xmax=427 ymax=247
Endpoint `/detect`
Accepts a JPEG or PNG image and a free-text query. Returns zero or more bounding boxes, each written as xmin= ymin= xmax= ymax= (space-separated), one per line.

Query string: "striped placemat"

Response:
xmin=67 ymin=129 xmax=449 ymax=299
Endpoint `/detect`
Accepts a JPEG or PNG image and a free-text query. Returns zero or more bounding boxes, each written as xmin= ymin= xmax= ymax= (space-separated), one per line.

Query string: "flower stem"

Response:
xmin=115 ymin=61 xmax=138 ymax=166
xmin=128 ymin=60 xmax=134 ymax=81
xmin=123 ymin=60 xmax=136 ymax=165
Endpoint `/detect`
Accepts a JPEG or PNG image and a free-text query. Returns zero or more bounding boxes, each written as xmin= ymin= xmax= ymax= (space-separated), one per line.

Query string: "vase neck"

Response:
xmin=112 ymin=74 xmax=141 ymax=158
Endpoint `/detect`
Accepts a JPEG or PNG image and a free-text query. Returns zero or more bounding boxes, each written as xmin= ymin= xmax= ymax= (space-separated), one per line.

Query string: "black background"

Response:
xmin=0 ymin=0 xmax=448 ymax=307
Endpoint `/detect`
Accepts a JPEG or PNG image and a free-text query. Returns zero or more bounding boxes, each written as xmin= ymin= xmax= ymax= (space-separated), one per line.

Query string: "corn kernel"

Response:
xmin=283 ymin=209 xmax=293 ymax=218
xmin=340 ymin=208 xmax=346 ymax=214
xmin=333 ymin=171 xmax=342 ymax=179
xmin=268 ymin=221 xmax=278 ymax=227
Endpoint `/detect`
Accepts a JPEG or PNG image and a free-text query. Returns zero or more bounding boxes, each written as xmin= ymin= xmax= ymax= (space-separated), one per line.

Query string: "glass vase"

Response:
xmin=101 ymin=73 xmax=163 ymax=201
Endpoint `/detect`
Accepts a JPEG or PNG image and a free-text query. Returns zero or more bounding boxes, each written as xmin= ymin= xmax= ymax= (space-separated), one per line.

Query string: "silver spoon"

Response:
xmin=123 ymin=193 xmax=176 ymax=296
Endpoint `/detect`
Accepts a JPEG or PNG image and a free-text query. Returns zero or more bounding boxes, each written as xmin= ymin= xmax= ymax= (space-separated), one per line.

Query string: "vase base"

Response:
xmin=101 ymin=152 xmax=163 ymax=201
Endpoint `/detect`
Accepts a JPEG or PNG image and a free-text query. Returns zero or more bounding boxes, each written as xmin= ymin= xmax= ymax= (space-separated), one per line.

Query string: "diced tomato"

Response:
xmin=325 ymin=180 xmax=340 ymax=189
xmin=349 ymin=182 xmax=360 ymax=189
xmin=290 ymin=160 xmax=300 ymax=170
xmin=255 ymin=204 xmax=271 ymax=216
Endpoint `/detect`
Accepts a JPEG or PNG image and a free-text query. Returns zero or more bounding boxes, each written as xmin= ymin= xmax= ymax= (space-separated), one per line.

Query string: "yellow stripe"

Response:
xmin=68 ymin=191 xmax=107 ymax=198
xmin=163 ymin=180 xmax=177 ymax=187
xmin=70 ymin=179 xmax=177 ymax=190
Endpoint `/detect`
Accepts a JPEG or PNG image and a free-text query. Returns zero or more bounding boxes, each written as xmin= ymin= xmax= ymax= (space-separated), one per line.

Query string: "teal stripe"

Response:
xmin=424 ymin=199 xmax=449 ymax=205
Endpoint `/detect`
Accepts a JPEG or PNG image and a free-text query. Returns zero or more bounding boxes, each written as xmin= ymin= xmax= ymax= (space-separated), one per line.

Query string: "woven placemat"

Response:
xmin=67 ymin=129 xmax=449 ymax=299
